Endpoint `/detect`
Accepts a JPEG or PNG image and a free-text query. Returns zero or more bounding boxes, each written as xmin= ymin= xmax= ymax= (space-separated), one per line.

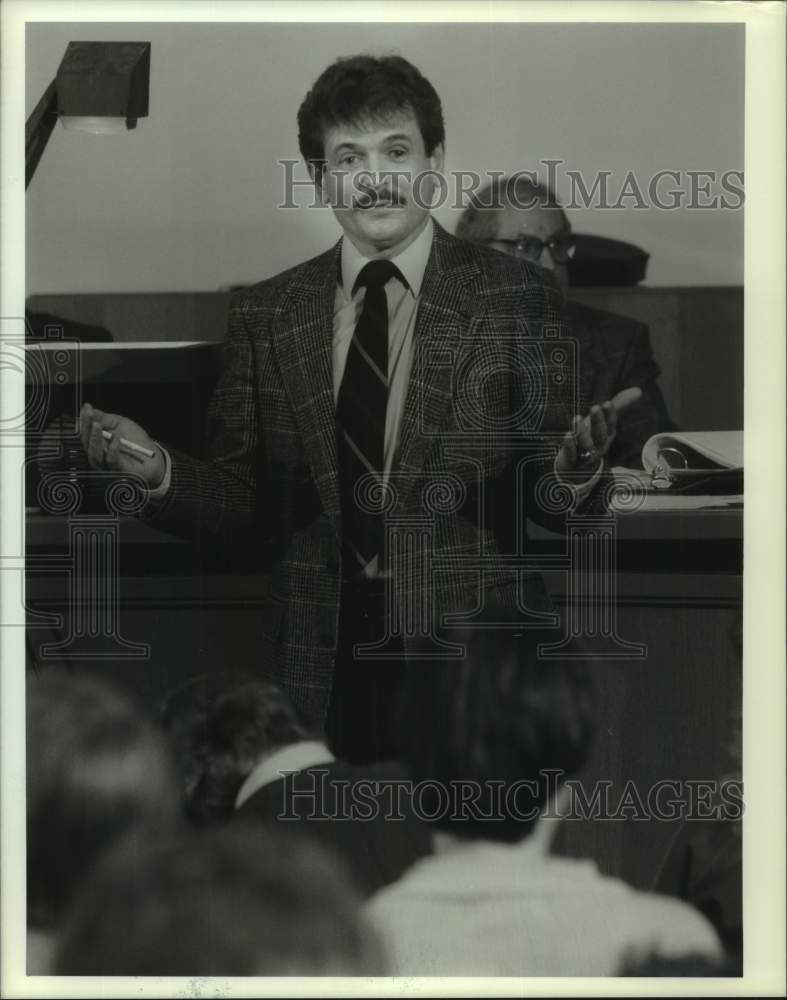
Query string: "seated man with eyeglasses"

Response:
xmin=456 ymin=177 xmax=675 ymax=468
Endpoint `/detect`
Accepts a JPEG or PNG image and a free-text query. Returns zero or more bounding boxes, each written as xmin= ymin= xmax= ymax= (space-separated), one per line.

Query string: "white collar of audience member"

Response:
xmin=234 ymin=740 xmax=335 ymax=809
xmin=340 ymin=216 xmax=434 ymax=301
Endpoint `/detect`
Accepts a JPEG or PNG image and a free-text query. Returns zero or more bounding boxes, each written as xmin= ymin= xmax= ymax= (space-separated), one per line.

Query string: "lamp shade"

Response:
xmin=55 ymin=41 xmax=150 ymax=126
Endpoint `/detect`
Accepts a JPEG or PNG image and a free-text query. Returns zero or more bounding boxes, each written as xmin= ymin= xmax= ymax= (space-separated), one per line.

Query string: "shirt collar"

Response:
xmin=340 ymin=217 xmax=434 ymax=299
xmin=234 ymin=740 xmax=335 ymax=809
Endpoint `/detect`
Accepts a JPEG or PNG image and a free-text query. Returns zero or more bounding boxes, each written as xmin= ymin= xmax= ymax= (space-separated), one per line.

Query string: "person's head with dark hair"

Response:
xmin=26 ymin=671 xmax=178 ymax=934
xmin=455 ymin=175 xmax=574 ymax=292
xmin=399 ymin=613 xmax=595 ymax=842
xmin=159 ymin=673 xmax=321 ymax=825
xmin=298 ymin=54 xmax=445 ymax=173
xmin=297 ymin=55 xmax=445 ymax=258
xmin=55 ymin=826 xmax=385 ymax=976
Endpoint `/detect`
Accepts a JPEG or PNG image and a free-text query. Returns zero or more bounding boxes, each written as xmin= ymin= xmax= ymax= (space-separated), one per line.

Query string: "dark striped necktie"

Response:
xmin=336 ymin=258 xmax=401 ymax=576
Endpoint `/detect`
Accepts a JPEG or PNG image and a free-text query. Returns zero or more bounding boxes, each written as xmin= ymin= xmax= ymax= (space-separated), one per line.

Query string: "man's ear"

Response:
xmin=429 ymin=143 xmax=445 ymax=175
xmin=309 ymin=161 xmax=331 ymax=206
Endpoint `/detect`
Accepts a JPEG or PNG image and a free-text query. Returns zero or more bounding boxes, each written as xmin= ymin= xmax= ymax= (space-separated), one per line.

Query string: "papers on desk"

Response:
xmin=641 ymin=430 xmax=743 ymax=473
xmin=608 ymin=430 xmax=744 ymax=511
xmin=609 ymin=468 xmax=743 ymax=512
xmin=619 ymin=494 xmax=743 ymax=511
xmin=639 ymin=430 xmax=743 ymax=494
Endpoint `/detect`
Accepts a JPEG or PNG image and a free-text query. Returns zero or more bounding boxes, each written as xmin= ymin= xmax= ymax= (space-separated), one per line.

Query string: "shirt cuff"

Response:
xmin=554 ymin=456 xmax=604 ymax=504
xmin=145 ymin=445 xmax=172 ymax=500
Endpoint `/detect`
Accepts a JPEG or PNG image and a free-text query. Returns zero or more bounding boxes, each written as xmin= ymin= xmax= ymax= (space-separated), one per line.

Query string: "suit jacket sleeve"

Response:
xmin=609 ymin=321 xmax=676 ymax=468
xmin=142 ymin=293 xmax=271 ymax=563
xmin=520 ymin=270 xmax=609 ymax=529
xmin=482 ymin=266 xmax=595 ymax=543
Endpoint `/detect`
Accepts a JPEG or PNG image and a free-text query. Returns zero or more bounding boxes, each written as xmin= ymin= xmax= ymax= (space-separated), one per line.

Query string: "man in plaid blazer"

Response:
xmin=81 ymin=56 xmax=616 ymax=761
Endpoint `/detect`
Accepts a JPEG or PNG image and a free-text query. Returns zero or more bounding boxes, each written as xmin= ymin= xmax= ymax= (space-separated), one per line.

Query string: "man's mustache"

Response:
xmin=353 ymin=189 xmax=405 ymax=209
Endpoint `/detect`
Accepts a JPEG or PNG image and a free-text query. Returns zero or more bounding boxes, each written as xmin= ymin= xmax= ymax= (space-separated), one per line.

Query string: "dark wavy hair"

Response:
xmin=399 ymin=611 xmax=596 ymax=842
xmin=159 ymin=673 xmax=319 ymax=825
xmin=297 ymin=54 xmax=445 ymax=175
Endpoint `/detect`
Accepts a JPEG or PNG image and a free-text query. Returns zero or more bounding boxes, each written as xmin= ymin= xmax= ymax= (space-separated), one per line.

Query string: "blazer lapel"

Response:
xmin=271 ymin=244 xmax=342 ymax=522
xmin=394 ymin=224 xmax=481 ymax=501
xmin=269 ymin=225 xmax=484 ymax=521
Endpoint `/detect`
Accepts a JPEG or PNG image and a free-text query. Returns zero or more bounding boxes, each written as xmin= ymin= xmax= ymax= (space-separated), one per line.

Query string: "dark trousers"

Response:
xmin=325 ymin=579 xmax=406 ymax=765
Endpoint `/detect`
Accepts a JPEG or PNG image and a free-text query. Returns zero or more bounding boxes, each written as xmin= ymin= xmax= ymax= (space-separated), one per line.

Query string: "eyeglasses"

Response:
xmin=486 ymin=233 xmax=576 ymax=264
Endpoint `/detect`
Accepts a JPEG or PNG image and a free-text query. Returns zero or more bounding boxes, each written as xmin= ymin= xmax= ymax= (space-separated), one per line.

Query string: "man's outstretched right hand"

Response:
xmin=78 ymin=402 xmax=166 ymax=489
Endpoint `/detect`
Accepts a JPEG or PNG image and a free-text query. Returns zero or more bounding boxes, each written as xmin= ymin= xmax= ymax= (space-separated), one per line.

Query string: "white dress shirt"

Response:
xmin=333 ymin=216 xmax=433 ymax=482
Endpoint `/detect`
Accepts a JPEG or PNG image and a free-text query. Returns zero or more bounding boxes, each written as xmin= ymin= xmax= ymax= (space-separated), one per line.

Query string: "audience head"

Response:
xmin=160 ymin=673 xmax=320 ymax=824
xmin=26 ymin=670 xmax=178 ymax=930
xmin=55 ymin=825 xmax=385 ymax=976
xmin=400 ymin=612 xmax=595 ymax=842
xmin=456 ymin=175 xmax=575 ymax=292
xmin=297 ymin=55 xmax=445 ymax=256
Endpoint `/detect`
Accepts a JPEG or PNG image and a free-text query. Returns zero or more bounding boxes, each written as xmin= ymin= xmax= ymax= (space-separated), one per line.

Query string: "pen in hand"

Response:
xmin=100 ymin=429 xmax=156 ymax=461
xmin=580 ymin=387 xmax=643 ymax=432
xmin=609 ymin=386 xmax=643 ymax=413
xmin=574 ymin=387 xmax=644 ymax=465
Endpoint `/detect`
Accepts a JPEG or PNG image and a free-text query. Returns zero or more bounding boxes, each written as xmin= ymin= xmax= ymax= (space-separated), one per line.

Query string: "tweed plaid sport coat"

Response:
xmin=147 ymin=222 xmax=579 ymax=725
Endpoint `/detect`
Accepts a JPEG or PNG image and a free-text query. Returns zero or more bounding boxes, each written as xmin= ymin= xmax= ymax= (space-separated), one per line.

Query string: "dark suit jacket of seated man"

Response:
xmin=160 ymin=674 xmax=434 ymax=899
xmin=235 ymin=755 xmax=434 ymax=899
xmin=567 ymin=300 xmax=675 ymax=469
xmin=80 ymin=56 xmax=616 ymax=762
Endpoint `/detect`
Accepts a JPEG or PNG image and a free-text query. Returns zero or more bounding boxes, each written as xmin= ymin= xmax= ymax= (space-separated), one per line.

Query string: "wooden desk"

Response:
xmin=26 ymin=506 xmax=742 ymax=890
